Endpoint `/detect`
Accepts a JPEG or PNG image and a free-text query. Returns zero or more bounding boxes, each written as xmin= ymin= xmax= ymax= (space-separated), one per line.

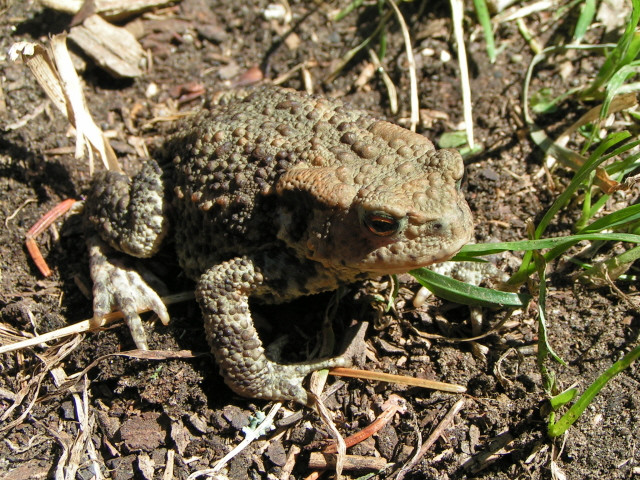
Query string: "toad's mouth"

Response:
xmin=362 ymin=235 xmax=471 ymax=274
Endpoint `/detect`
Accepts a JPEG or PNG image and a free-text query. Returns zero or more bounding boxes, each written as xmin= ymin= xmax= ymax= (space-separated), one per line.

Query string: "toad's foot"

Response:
xmin=197 ymin=257 xmax=350 ymax=405
xmin=87 ymin=235 xmax=169 ymax=350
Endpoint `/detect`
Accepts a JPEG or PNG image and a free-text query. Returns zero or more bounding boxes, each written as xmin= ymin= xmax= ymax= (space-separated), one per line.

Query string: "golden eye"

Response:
xmin=363 ymin=212 xmax=401 ymax=237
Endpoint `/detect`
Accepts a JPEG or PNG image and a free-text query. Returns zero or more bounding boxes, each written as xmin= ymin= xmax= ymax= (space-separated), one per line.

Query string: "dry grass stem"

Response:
xmin=410 ymin=309 xmax=515 ymax=343
xmin=496 ymin=0 xmax=554 ymax=23
xmin=387 ymin=0 xmax=418 ymax=132
xmin=56 ymin=349 xmax=203 ymax=390
xmin=0 ymin=291 xmax=194 ymax=355
xmin=523 ymin=44 xmax=627 ymax=194
xmin=330 ymin=366 xmax=467 ymax=393
xmin=485 ymin=0 xmax=520 ymax=14
xmin=281 ymin=444 xmax=301 ymax=480
xmin=449 ymin=0 xmax=474 ymax=148
xmin=8 ymin=36 xmax=120 ymax=173
xmin=368 ymin=48 xmax=398 ymax=114
xmin=5 ymin=198 xmax=37 ymax=227
xmin=324 ymin=10 xmax=393 ymax=84
xmin=462 ymin=429 xmax=515 ymax=473
xmin=163 ymin=450 xmax=176 ymax=480
xmin=535 ymin=92 xmax=638 ymax=179
xmin=46 ymin=376 xmax=97 ymax=480
xmin=272 ymin=60 xmax=319 ymax=86
xmin=1 ymin=335 xmax=83 ymax=433
xmin=4 ymin=103 xmax=46 ymax=130
xmin=313 ymin=393 xmax=346 ymax=479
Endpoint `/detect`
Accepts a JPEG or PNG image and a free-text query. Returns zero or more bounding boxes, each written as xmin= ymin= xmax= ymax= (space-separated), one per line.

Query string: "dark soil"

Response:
xmin=1 ymin=1 xmax=639 ymax=479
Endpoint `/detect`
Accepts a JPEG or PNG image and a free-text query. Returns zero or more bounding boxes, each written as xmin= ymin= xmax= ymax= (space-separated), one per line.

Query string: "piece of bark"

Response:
xmin=68 ymin=14 xmax=146 ymax=78
xmin=39 ymin=0 xmax=178 ymax=21
xmin=120 ymin=412 xmax=169 ymax=452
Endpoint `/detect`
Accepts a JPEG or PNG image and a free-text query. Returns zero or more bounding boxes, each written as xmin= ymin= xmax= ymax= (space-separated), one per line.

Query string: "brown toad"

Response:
xmin=85 ymin=86 xmax=473 ymax=405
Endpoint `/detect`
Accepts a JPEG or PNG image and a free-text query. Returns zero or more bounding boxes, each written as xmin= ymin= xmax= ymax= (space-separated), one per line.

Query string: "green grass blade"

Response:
xmin=325 ymin=10 xmax=392 ymax=83
xmin=523 ymin=44 xmax=616 ymax=126
xmin=579 ymin=155 xmax=637 ymax=229
xmin=533 ymin=131 xmax=632 ymax=239
xmin=580 ymin=61 xmax=640 ymax=152
xmin=604 ymin=148 xmax=640 ymax=176
xmin=534 ymin=252 xmax=566 ymax=392
xmin=573 ymin=0 xmax=596 ymax=43
xmin=472 ymin=0 xmax=496 ymax=63
xmin=439 ymin=131 xmax=468 ymax=148
xmin=409 ymin=268 xmax=530 ymax=308
xmin=512 ymin=132 xmax=633 ymax=283
xmin=582 ymin=0 xmax=640 ymax=96
xmin=579 ymin=244 xmax=640 ymax=283
xmin=602 ymin=61 xmax=640 ymax=120
xmin=454 ymin=233 xmax=640 ymax=260
xmin=334 ymin=0 xmax=365 ymax=21
xmin=484 ymin=232 xmax=640 ymax=285
xmin=579 ymin=204 xmax=640 ymax=234
xmin=550 ymin=387 xmax=579 ymax=410
xmin=548 ymin=343 xmax=640 ymax=437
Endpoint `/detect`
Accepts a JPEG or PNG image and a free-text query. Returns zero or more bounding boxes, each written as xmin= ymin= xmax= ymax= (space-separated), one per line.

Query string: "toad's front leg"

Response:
xmin=85 ymin=161 xmax=170 ymax=349
xmin=197 ymin=257 xmax=349 ymax=405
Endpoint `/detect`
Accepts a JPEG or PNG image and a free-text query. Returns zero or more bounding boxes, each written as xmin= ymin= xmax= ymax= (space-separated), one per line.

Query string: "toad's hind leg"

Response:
xmin=197 ymin=257 xmax=349 ymax=405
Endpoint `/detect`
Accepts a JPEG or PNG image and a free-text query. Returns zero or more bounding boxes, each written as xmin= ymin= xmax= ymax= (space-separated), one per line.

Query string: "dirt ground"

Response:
xmin=1 ymin=0 xmax=639 ymax=479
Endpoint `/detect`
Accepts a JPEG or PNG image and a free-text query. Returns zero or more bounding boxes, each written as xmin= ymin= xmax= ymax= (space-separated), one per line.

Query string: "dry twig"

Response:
xmin=323 ymin=402 xmax=400 ymax=454
xmin=25 ymin=199 xmax=77 ymax=277
xmin=394 ymin=398 xmax=466 ymax=480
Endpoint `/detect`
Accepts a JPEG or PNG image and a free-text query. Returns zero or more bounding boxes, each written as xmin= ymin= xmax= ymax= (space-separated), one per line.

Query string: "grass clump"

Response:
xmin=415 ymin=0 xmax=640 ymax=439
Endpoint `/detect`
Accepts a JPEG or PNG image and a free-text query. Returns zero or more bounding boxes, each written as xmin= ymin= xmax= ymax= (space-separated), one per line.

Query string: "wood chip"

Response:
xmin=137 ymin=453 xmax=155 ymax=480
xmin=68 ymin=14 xmax=146 ymax=78
xmin=170 ymin=418 xmax=191 ymax=456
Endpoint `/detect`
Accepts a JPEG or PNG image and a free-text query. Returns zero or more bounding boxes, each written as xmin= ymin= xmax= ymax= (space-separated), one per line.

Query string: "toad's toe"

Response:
xmin=88 ymin=235 xmax=169 ymax=350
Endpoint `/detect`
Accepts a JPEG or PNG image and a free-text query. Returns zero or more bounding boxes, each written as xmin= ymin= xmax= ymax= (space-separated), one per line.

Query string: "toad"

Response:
xmin=85 ymin=86 xmax=473 ymax=405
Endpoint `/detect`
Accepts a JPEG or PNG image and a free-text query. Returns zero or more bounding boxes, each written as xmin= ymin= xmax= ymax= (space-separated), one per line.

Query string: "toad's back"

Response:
xmin=161 ymin=87 xmax=472 ymax=288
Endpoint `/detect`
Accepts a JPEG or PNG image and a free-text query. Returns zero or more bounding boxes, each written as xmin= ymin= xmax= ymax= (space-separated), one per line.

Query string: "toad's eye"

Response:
xmin=363 ymin=212 xmax=401 ymax=237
